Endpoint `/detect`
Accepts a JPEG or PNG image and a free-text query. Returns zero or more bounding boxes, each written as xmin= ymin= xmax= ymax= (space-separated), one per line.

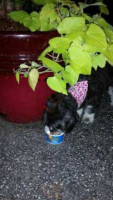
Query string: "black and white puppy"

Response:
xmin=44 ymin=64 xmax=113 ymax=133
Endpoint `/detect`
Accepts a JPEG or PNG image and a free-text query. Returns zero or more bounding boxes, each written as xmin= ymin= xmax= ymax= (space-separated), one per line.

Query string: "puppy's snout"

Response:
xmin=49 ymin=126 xmax=55 ymax=132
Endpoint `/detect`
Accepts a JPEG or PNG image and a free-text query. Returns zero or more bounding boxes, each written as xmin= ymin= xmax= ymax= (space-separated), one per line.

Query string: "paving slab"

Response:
xmin=0 ymin=93 xmax=113 ymax=200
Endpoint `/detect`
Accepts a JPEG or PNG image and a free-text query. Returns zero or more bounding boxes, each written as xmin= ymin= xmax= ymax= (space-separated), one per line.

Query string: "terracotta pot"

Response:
xmin=0 ymin=31 xmax=58 ymax=123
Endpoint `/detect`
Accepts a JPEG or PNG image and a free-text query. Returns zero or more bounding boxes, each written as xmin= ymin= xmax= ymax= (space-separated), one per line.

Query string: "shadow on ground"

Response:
xmin=0 ymin=93 xmax=113 ymax=200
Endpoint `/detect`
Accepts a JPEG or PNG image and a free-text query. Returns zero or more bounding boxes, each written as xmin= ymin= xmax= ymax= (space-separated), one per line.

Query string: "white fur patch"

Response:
xmin=77 ymin=108 xmax=83 ymax=117
xmin=108 ymin=86 xmax=113 ymax=106
xmin=45 ymin=125 xmax=50 ymax=134
xmin=82 ymin=105 xmax=95 ymax=124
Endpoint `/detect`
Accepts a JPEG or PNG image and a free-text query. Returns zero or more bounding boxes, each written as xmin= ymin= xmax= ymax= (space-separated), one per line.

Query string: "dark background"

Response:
xmin=104 ymin=0 xmax=113 ymax=25
xmin=75 ymin=0 xmax=113 ymax=25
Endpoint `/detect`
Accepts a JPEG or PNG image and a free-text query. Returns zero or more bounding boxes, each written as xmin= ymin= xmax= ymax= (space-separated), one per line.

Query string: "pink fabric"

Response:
xmin=68 ymin=81 xmax=88 ymax=108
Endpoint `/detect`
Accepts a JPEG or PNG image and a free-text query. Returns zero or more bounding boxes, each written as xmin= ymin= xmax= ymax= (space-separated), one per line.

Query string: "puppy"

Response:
xmin=44 ymin=64 xmax=113 ymax=133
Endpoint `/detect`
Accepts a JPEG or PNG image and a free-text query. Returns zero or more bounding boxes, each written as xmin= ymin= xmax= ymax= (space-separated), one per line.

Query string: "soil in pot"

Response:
xmin=0 ymin=17 xmax=28 ymax=31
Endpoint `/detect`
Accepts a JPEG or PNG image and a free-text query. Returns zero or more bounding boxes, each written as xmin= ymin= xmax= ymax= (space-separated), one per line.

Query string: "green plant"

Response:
xmin=15 ymin=61 xmax=51 ymax=91
xmin=39 ymin=14 xmax=113 ymax=94
xmin=12 ymin=1 xmax=113 ymax=95
xmin=8 ymin=0 xmax=108 ymax=31
xmin=12 ymin=0 xmax=24 ymax=6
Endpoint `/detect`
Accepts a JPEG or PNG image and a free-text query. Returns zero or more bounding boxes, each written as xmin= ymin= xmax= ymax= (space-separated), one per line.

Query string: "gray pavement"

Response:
xmin=0 ymin=93 xmax=113 ymax=200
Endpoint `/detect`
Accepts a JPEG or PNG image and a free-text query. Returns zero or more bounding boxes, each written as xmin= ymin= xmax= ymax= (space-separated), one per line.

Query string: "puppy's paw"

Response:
xmin=82 ymin=113 xmax=95 ymax=124
xmin=108 ymin=86 xmax=113 ymax=106
xmin=82 ymin=105 xmax=95 ymax=124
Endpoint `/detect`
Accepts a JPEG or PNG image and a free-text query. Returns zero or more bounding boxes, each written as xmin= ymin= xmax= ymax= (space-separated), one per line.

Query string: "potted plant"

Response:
xmin=0 ymin=0 xmax=112 ymax=123
xmin=14 ymin=1 xmax=113 ymax=95
xmin=0 ymin=0 xmax=60 ymax=123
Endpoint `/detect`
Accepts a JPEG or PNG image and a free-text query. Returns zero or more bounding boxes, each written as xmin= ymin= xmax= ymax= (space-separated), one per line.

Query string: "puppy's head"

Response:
xmin=44 ymin=93 xmax=79 ymax=133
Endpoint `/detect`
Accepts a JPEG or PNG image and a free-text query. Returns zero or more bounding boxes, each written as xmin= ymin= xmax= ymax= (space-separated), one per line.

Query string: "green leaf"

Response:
xmin=59 ymin=7 xmax=69 ymax=18
xmin=79 ymin=1 xmax=107 ymax=10
xmin=39 ymin=3 xmax=60 ymax=31
xmin=19 ymin=64 xmax=29 ymax=69
xmin=15 ymin=71 xmax=20 ymax=84
xmin=104 ymin=28 xmax=113 ymax=43
xmin=32 ymin=0 xmax=57 ymax=5
xmin=84 ymin=24 xmax=107 ymax=53
xmin=23 ymin=15 xmax=40 ymax=32
xmin=40 ymin=3 xmax=54 ymax=20
xmin=49 ymin=37 xmax=71 ymax=53
xmin=28 ymin=69 xmax=39 ymax=91
xmin=82 ymin=14 xmax=92 ymax=23
xmin=102 ymin=44 xmax=113 ymax=65
xmin=8 ymin=10 xmax=29 ymax=23
xmin=30 ymin=11 xmax=39 ymax=18
xmin=96 ymin=17 xmax=110 ymax=29
xmin=71 ymin=37 xmax=84 ymax=48
xmin=62 ymin=65 xmax=79 ymax=85
xmin=38 ymin=46 xmax=53 ymax=59
xmin=57 ymin=17 xmax=85 ymax=34
xmin=47 ymin=76 xmax=67 ymax=95
xmin=66 ymin=30 xmax=85 ymax=41
xmin=40 ymin=57 xmax=64 ymax=73
xmin=62 ymin=51 xmax=70 ymax=65
xmin=31 ymin=61 xmax=40 ymax=67
xmin=40 ymin=21 xmax=58 ymax=31
xmin=13 ymin=0 xmax=24 ymax=6
xmin=23 ymin=16 xmax=31 ymax=27
xmin=69 ymin=46 xmax=92 ymax=75
xmin=99 ymin=5 xmax=109 ymax=15
xmin=91 ymin=54 xmax=106 ymax=70
xmin=24 ymin=73 xmax=29 ymax=78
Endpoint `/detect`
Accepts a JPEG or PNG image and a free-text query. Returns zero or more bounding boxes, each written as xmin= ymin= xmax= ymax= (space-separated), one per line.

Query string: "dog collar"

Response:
xmin=68 ymin=81 xmax=88 ymax=108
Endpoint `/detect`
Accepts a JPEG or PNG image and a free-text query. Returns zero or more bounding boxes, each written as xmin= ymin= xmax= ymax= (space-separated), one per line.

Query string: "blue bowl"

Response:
xmin=45 ymin=132 xmax=64 ymax=145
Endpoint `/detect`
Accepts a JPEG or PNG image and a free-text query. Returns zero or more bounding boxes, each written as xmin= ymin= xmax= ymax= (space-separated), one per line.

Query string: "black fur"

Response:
xmin=44 ymin=64 xmax=113 ymax=133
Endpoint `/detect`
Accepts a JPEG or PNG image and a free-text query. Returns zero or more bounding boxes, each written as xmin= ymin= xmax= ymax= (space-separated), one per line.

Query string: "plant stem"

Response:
xmin=39 ymin=69 xmax=52 ymax=74
xmin=46 ymin=53 xmax=63 ymax=63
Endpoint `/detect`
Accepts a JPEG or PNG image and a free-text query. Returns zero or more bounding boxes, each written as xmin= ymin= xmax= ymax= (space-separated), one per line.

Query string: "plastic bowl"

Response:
xmin=45 ymin=126 xmax=64 ymax=145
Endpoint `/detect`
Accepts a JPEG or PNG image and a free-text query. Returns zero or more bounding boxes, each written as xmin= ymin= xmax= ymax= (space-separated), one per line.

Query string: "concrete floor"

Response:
xmin=0 ymin=93 xmax=113 ymax=200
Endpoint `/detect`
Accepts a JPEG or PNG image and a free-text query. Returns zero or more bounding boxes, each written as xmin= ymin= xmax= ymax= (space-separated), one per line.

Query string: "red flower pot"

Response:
xmin=0 ymin=31 xmax=58 ymax=73
xmin=0 ymin=31 xmax=58 ymax=123
xmin=0 ymin=72 xmax=54 ymax=123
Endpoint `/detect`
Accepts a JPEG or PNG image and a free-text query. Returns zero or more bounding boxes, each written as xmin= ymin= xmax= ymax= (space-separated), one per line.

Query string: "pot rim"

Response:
xmin=0 ymin=30 xmax=58 ymax=35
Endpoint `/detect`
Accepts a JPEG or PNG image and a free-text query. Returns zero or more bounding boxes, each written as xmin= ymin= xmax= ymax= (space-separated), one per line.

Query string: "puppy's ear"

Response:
xmin=46 ymin=93 xmax=61 ymax=109
xmin=62 ymin=93 xmax=78 ymax=112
